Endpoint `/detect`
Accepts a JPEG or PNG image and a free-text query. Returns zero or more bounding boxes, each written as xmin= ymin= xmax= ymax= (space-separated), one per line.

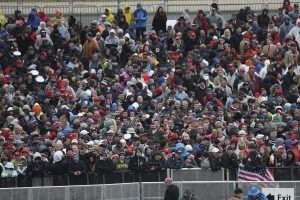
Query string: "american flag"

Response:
xmin=238 ymin=165 xmax=274 ymax=181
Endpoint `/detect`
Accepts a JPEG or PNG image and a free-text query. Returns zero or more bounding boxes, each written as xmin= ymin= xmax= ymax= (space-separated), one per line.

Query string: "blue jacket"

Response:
xmin=133 ymin=7 xmax=147 ymax=28
xmin=27 ymin=11 xmax=41 ymax=32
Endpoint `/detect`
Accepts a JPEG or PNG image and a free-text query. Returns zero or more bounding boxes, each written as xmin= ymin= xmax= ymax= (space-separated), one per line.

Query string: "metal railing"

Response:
xmin=0 ymin=0 xmax=297 ymax=26
xmin=1 ymin=166 xmax=299 ymax=188
xmin=0 ymin=170 xmax=167 ymax=188
xmin=0 ymin=0 xmax=298 ymax=15
xmin=0 ymin=181 xmax=299 ymax=200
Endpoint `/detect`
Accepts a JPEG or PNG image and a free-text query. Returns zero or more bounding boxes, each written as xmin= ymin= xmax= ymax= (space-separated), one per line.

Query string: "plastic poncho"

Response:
xmin=0 ymin=9 xmax=7 ymax=26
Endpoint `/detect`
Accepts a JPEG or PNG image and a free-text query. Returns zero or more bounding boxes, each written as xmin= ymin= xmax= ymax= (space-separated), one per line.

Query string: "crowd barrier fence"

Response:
xmin=0 ymin=0 xmax=298 ymax=24
xmin=0 ymin=166 xmax=299 ymax=188
xmin=0 ymin=181 xmax=299 ymax=200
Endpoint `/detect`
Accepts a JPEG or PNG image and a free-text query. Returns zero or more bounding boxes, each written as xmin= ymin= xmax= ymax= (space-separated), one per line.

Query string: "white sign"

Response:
xmin=262 ymin=188 xmax=294 ymax=200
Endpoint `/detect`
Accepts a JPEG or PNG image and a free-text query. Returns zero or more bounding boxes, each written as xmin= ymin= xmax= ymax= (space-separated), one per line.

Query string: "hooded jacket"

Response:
xmin=51 ymin=9 xmax=67 ymax=27
xmin=133 ymin=4 xmax=147 ymax=28
xmin=0 ymin=10 xmax=7 ymax=26
xmin=27 ymin=11 xmax=41 ymax=32
xmin=123 ymin=5 xmax=133 ymax=25
xmin=106 ymin=8 xmax=115 ymax=23
xmin=257 ymin=9 xmax=270 ymax=28
xmin=38 ymin=11 xmax=50 ymax=24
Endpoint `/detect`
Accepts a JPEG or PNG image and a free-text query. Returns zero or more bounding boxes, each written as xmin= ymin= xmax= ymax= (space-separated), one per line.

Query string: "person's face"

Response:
xmin=120 ymin=155 xmax=125 ymax=160
xmin=101 ymin=155 xmax=107 ymax=160
xmin=154 ymin=154 xmax=162 ymax=160
xmin=158 ymin=7 xmax=163 ymax=12
xmin=72 ymin=145 xmax=79 ymax=153
xmin=73 ymin=155 xmax=79 ymax=163
xmin=164 ymin=180 xmax=171 ymax=187
xmin=34 ymin=157 xmax=41 ymax=163
xmin=182 ymin=101 xmax=188 ymax=109
xmin=136 ymin=152 xmax=142 ymax=157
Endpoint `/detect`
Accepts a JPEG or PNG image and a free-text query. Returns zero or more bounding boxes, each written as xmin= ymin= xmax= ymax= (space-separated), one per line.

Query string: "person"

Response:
xmin=115 ymin=152 xmax=129 ymax=171
xmin=193 ymin=10 xmax=209 ymax=33
xmin=282 ymin=0 xmax=293 ymax=12
xmin=147 ymin=149 xmax=166 ymax=171
xmin=288 ymin=4 xmax=299 ymax=25
xmin=48 ymin=151 xmax=68 ymax=175
xmin=104 ymin=8 xmax=115 ymax=24
xmin=1 ymin=162 xmax=18 ymax=177
xmin=0 ymin=10 xmax=7 ymax=26
xmin=221 ymin=146 xmax=239 ymax=180
xmin=26 ymin=152 xmax=48 ymax=177
xmin=247 ymin=187 xmax=267 ymax=200
xmin=68 ymin=153 xmax=87 ymax=176
xmin=133 ymin=3 xmax=147 ymax=39
xmin=164 ymin=178 xmax=179 ymax=200
xmin=209 ymin=147 xmax=222 ymax=172
xmin=152 ymin=6 xmax=167 ymax=32
xmin=51 ymin=9 xmax=67 ymax=27
xmin=123 ymin=5 xmax=133 ymax=26
xmin=287 ymin=18 xmax=300 ymax=46
xmin=257 ymin=9 xmax=270 ymax=28
xmin=279 ymin=16 xmax=294 ymax=42
xmin=206 ymin=8 xmax=224 ymax=31
xmin=82 ymin=32 xmax=100 ymax=58
xmin=95 ymin=152 xmax=115 ymax=173
xmin=128 ymin=147 xmax=147 ymax=172
xmin=230 ymin=188 xmax=243 ymax=200
xmin=179 ymin=189 xmax=198 ymax=200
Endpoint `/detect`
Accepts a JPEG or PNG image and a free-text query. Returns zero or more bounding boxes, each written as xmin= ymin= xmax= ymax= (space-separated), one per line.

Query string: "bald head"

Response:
xmin=164 ymin=178 xmax=173 ymax=187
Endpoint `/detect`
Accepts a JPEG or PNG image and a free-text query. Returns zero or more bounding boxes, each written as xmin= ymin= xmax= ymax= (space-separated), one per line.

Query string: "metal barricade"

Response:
xmin=103 ymin=182 xmax=140 ymax=200
xmin=72 ymin=5 xmax=99 ymax=26
xmin=171 ymin=168 xmax=225 ymax=181
xmin=0 ymin=180 xmax=299 ymax=200
xmin=217 ymin=3 xmax=265 ymax=12
xmin=164 ymin=3 xmax=210 ymax=13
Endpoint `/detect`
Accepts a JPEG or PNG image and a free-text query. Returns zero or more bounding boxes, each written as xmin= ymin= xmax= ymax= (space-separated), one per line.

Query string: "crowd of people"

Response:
xmin=0 ymin=0 xmax=299 ymax=181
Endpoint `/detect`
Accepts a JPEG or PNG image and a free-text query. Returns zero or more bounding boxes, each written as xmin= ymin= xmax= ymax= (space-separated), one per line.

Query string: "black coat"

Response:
xmin=68 ymin=159 xmax=87 ymax=175
xmin=95 ymin=158 xmax=115 ymax=173
xmin=48 ymin=159 xmax=69 ymax=175
xmin=257 ymin=14 xmax=270 ymax=28
xmin=208 ymin=155 xmax=222 ymax=172
xmin=147 ymin=157 xmax=166 ymax=171
xmin=26 ymin=161 xmax=48 ymax=177
xmin=164 ymin=184 xmax=179 ymax=200
xmin=152 ymin=12 xmax=167 ymax=32
xmin=128 ymin=155 xmax=147 ymax=171
xmin=230 ymin=32 xmax=243 ymax=52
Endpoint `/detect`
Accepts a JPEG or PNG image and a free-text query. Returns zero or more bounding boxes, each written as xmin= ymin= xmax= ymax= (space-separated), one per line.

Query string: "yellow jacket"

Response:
xmin=0 ymin=10 xmax=7 ymax=26
xmin=123 ymin=5 xmax=133 ymax=25
xmin=106 ymin=8 xmax=115 ymax=23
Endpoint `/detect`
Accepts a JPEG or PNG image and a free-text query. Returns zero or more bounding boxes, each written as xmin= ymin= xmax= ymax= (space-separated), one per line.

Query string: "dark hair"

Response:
xmin=234 ymin=188 xmax=243 ymax=194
